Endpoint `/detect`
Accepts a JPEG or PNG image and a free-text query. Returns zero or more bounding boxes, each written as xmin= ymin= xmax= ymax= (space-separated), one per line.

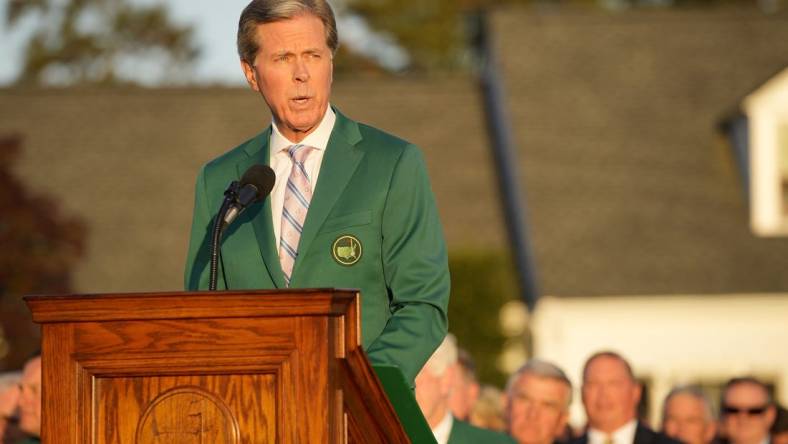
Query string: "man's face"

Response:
xmin=241 ymin=13 xmax=333 ymax=143
xmin=507 ymin=373 xmax=569 ymax=444
xmin=721 ymin=383 xmax=775 ymax=444
xmin=415 ymin=365 xmax=454 ymax=429
xmin=662 ymin=393 xmax=716 ymax=444
xmin=581 ymin=356 xmax=641 ymax=432
xmin=18 ymin=356 xmax=41 ymax=437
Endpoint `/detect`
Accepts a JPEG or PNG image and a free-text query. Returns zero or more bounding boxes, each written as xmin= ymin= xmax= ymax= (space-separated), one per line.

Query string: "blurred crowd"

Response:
xmin=415 ymin=334 xmax=788 ymax=444
xmin=1 ymin=341 xmax=786 ymax=444
xmin=0 ymin=355 xmax=40 ymax=444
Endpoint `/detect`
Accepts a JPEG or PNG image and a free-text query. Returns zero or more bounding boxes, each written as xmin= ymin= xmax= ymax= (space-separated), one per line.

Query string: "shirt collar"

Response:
xmin=589 ymin=419 xmax=638 ymax=444
xmin=432 ymin=411 xmax=454 ymax=444
xmin=270 ymin=105 xmax=336 ymax=154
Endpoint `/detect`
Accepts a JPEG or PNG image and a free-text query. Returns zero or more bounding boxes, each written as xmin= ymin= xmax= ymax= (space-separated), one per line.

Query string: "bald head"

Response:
xmin=581 ymin=351 xmax=641 ymax=433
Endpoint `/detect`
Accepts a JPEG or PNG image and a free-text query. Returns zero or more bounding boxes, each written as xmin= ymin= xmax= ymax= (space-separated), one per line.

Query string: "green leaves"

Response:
xmin=9 ymin=0 xmax=199 ymax=86
xmin=6 ymin=0 xmax=48 ymax=26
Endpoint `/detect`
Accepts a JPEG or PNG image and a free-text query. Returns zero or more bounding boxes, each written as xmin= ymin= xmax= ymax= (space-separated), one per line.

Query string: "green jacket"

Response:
xmin=448 ymin=419 xmax=517 ymax=444
xmin=184 ymin=108 xmax=450 ymax=383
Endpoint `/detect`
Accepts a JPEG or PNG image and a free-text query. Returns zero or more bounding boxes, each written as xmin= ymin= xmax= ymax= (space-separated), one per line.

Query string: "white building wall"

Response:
xmin=744 ymin=67 xmax=788 ymax=236
xmin=530 ymin=294 xmax=788 ymax=428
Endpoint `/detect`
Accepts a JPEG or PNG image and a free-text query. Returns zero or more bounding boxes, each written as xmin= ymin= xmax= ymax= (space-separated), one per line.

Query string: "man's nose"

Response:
xmin=293 ymin=58 xmax=310 ymax=82
xmin=523 ymin=402 xmax=539 ymax=419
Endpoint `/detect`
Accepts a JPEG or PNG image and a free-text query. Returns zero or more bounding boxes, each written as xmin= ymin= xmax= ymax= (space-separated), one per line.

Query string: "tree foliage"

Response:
xmin=6 ymin=0 xmax=199 ymax=86
xmin=0 ymin=135 xmax=86 ymax=370
xmin=448 ymin=250 xmax=519 ymax=387
xmin=345 ymin=0 xmax=758 ymax=72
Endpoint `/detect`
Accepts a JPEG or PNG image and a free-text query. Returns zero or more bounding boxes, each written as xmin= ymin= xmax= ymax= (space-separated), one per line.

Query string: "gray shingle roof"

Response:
xmin=493 ymin=4 xmax=788 ymax=295
xmin=3 ymin=5 xmax=788 ymax=296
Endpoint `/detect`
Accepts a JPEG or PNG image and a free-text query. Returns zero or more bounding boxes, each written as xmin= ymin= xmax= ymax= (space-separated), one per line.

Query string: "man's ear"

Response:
xmin=632 ymin=381 xmax=643 ymax=407
xmin=766 ymin=405 xmax=777 ymax=428
xmin=439 ymin=365 xmax=457 ymax=397
xmin=703 ymin=420 xmax=717 ymax=444
xmin=554 ymin=411 xmax=569 ymax=437
xmin=241 ymin=59 xmax=260 ymax=92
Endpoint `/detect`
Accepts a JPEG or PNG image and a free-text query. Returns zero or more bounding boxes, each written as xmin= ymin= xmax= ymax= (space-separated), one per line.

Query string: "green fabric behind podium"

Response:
xmin=372 ymin=365 xmax=437 ymax=444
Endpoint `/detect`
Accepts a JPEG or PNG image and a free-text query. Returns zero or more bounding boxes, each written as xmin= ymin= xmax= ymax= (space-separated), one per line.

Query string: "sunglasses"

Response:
xmin=722 ymin=405 xmax=769 ymax=416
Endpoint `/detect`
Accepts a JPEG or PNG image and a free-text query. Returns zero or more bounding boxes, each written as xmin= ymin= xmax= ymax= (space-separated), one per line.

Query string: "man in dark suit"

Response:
xmin=661 ymin=385 xmax=717 ymax=444
xmin=571 ymin=351 xmax=681 ymax=444
xmin=184 ymin=0 xmax=450 ymax=385
xmin=720 ymin=377 xmax=776 ymax=444
xmin=415 ymin=334 xmax=516 ymax=444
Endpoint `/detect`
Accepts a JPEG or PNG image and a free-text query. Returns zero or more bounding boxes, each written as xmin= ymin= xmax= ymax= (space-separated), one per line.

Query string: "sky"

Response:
xmin=0 ymin=0 xmax=407 ymax=86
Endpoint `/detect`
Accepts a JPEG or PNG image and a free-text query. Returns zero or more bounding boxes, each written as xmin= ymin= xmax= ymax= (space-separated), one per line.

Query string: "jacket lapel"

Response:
xmin=291 ymin=110 xmax=363 ymax=282
xmin=236 ymin=126 xmax=287 ymax=289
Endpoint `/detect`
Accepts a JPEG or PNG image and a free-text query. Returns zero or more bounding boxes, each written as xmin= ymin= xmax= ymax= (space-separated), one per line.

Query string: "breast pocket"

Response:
xmin=321 ymin=210 xmax=372 ymax=233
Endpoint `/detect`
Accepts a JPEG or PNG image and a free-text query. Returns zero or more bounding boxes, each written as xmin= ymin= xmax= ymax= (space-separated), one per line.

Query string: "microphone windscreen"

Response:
xmin=240 ymin=165 xmax=276 ymax=202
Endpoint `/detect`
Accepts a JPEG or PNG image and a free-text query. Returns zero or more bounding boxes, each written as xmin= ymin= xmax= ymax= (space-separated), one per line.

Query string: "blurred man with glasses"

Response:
xmin=720 ymin=377 xmax=776 ymax=444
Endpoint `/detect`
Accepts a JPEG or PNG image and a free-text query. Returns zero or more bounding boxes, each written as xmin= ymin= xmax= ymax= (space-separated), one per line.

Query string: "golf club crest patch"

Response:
xmin=332 ymin=235 xmax=362 ymax=266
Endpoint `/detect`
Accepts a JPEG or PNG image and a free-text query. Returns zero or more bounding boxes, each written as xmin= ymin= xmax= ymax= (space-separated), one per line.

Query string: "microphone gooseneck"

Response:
xmin=209 ymin=165 xmax=276 ymax=291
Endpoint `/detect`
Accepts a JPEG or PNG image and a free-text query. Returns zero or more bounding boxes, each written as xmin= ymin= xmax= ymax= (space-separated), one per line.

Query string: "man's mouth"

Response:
xmin=292 ymin=96 xmax=311 ymax=105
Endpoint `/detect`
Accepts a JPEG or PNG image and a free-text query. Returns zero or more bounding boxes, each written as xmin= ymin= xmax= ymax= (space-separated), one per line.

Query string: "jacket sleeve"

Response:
xmin=364 ymin=144 xmax=450 ymax=384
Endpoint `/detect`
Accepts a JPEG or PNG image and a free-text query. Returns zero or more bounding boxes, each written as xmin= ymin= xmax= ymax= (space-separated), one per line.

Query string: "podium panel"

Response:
xmin=26 ymin=289 xmax=413 ymax=443
xmin=96 ymin=375 xmax=276 ymax=443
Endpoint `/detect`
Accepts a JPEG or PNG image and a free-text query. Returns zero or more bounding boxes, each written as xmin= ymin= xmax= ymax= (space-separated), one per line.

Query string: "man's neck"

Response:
xmin=277 ymin=124 xmax=315 ymax=143
xmin=733 ymin=435 xmax=770 ymax=444
xmin=272 ymin=104 xmax=331 ymax=144
xmin=427 ymin=405 xmax=449 ymax=429
xmin=590 ymin=418 xmax=636 ymax=435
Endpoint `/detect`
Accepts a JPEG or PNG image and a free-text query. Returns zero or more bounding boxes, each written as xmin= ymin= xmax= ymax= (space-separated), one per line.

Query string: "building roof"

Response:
xmin=491 ymin=4 xmax=788 ymax=295
xmin=0 ymin=80 xmax=496 ymax=293
xmin=2 ymin=5 xmax=788 ymax=296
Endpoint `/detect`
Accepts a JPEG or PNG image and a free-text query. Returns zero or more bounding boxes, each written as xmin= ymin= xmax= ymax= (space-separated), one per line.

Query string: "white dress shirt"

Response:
xmin=431 ymin=411 xmax=454 ymax=444
xmin=269 ymin=105 xmax=336 ymax=247
xmin=589 ymin=420 xmax=638 ymax=444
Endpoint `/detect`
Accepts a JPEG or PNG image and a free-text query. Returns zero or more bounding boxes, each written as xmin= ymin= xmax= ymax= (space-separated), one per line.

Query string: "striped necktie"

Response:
xmin=278 ymin=144 xmax=315 ymax=287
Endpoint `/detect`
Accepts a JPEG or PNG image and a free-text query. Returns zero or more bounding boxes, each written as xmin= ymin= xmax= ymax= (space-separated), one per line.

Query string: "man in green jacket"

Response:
xmin=184 ymin=0 xmax=449 ymax=385
xmin=415 ymin=335 xmax=516 ymax=444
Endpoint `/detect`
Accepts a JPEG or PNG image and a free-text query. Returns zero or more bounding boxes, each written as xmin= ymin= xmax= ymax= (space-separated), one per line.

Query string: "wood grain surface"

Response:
xmin=27 ymin=290 xmax=410 ymax=443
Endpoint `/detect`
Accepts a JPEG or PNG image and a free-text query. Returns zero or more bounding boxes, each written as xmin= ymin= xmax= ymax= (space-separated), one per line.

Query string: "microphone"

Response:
xmin=223 ymin=165 xmax=276 ymax=226
xmin=209 ymin=164 xmax=275 ymax=291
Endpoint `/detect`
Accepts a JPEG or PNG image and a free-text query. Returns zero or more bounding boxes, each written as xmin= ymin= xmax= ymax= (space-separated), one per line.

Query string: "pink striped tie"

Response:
xmin=279 ymin=144 xmax=315 ymax=286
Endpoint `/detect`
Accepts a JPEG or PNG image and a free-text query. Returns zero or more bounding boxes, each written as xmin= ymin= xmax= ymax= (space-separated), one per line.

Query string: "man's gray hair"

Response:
xmin=663 ymin=385 xmax=715 ymax=422
xmin=237 ymin=0 xmax=339 ymax=63
xmin=422 ymin=333 xmax=458 ymax=377
xmin=506 ymin=358 xmax=573 ymax=407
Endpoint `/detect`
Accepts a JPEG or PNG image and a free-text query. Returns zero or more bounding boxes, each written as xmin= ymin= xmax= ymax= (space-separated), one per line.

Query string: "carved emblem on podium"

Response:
xmin=135 ymin=386 xmax=240 ymax=444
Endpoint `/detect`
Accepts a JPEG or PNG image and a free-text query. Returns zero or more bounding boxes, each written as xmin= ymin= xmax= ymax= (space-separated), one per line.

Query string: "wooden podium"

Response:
xmin=25 ymin=289 xmax=418 ymax=443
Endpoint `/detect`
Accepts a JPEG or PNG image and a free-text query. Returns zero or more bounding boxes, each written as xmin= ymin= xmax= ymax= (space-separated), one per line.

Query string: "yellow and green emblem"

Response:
xmin=331 ymin=235 xmax=362 ymax=266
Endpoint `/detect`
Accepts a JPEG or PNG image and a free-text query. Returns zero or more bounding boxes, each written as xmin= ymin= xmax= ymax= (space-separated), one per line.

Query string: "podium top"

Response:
xmin=25 ymin=288 xmax=359 ymax=324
